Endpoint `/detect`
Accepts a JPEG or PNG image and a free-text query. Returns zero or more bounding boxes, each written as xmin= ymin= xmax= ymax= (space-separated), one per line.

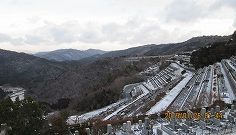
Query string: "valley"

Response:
xmin=1 ymin=31 xmax=236 ymax=135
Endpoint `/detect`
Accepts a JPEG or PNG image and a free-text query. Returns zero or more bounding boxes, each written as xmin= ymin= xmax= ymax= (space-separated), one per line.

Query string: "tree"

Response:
xmin=232 ymin=31 xmax=236 ymax=43
xmin=47 ymin=111 xmax=69 ymax=134
xmin=181 ymin=70 xmax=186 ymax=75
xmin=0 ymin=97 xmax=44 ymax=135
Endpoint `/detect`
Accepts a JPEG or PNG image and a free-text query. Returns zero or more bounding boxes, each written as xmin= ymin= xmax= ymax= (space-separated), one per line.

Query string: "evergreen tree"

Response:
xmin=0 ymin=97 xmax=44 ymax=135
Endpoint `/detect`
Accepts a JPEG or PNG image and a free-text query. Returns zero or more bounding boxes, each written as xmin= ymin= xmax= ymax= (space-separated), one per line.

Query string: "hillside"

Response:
xmin=99 ymin=35 xmax=229 ymax=58
xmin=0 ymin=49 xmax=68 ymax=100
xmin=35 ymin=49 xmax=106 ymax=61
xmin=191 ymin=31 xmax=236 ymax=68
xmin=0 ymin=49 xmax=161 ymax=112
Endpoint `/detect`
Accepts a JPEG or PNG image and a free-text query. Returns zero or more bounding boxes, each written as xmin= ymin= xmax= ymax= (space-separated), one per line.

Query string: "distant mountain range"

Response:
xmin=34 ymin=49 xmax=107 ymax=61
xmin=33 ymin=35 xmax=229 ymax=62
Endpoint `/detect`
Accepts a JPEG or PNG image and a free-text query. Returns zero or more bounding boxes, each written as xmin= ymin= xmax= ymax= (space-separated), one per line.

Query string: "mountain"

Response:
xmin=0 ymin=33 xmax=233 ymax=112
xmin=191 ymin=31 xmax=236 ymax=68
xmin=34 ymin=35 xmax=229 ymax=62
xmin=34 ymin=49 xmax=107 ymax=61
xmin=99 ymin=35 xmax=229 ymax=58
xmin=0 ymin=49 xmax=69 ymax=101
xmin=0 ymin=48 xmax=162 ymax=113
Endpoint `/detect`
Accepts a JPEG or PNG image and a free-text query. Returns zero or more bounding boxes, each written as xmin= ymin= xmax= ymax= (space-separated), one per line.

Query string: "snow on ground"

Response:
xmin=170 ymin=63 xmax=182 ymax=69
xmin=221 ymin=93 xmax=232 ymax=104
xmin=114 ymin=122 xmax=169 ymax=135
xmin=206 ymin=66 xmax=213 ymax=96
xmin=143 ymin=81 xmax=155 ymax=90
xmin=140 ymin=64 xmax=160 ymax=75
xmin=67 ymin=62 xmax=190 ymax=123
xmin=219 ymin=63 xmax=236 ymax=100
xmin=152 ymin=125 xmax=169 ymax=135
xmin=10 ymin=91 xmax=25 ymax=101
xmin=147 ymin=72 xmax=193 ymax=115
xmin=123 ymin=83 xmax=139 ymax=92
xmin=179 ymin=83 xmax=194 ymax=110
xmin=195 ymin=67 xmax=208 ymax=105
xmin=138 ymin=84 xmax=150 ymax=94
xmin=1 ymin=87 xmax=26 ymax=101
xmin=67 ymin=100 xmax=124 ymax=125
xmin=139 ymin=64 xmax=158 ymax=76
xmin=170 ymin=63 xmax=184 ymax=76
xmin=103 ymin=93 xmax=147 ymax=120
xmin=68 ymin=62 xmax=160 ymax=123
xmin=227 ymin=60 xmax=236 ymax=71
xmin=103 ymin=82 xmax=153 ymax=120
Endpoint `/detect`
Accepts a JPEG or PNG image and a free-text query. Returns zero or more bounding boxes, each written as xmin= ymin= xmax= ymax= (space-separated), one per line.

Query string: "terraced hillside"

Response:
xmin=68 ymin=56 xmax=236 ymax=125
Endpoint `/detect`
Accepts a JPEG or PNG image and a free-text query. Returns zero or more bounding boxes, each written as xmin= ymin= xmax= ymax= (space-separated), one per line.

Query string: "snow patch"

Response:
xmin=67 ymin=100 xmax=124 ymax=125
xmin=147 ymin=72 xmax=193 ymax=115
xmin=219 ymin=62 xmax=236 ymax=100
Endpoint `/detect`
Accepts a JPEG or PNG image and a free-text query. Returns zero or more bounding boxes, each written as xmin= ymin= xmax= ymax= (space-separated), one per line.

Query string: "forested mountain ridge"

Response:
xmin=34 ymin=49 xmax=106 ymax=61
xmin=99 ymin=35 xmax=229 ymax=58
xmin=191 ymin=31 xmax=236 ymax=68
xmin=0 ymin=49 xmax=160 ymax=112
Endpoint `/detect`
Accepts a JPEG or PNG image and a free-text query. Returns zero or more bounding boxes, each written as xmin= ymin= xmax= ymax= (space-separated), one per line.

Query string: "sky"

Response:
xmin=0 ymin=0 xmax=235 ymax=53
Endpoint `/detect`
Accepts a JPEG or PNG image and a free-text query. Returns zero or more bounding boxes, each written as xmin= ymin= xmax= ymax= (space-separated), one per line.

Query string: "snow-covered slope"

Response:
xmin=147 ymin=72 xmax=193 ymax=114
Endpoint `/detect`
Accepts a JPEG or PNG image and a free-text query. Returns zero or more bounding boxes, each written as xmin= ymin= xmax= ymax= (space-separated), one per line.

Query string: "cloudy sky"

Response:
xmin=0 ymin=0 xmax=235 ymax=53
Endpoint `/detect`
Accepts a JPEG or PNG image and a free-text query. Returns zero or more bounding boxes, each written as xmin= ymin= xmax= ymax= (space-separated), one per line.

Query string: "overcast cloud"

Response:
xmin=165 ymin=0 xmax=206 ymax=22
xmin=234 ymin=18 xmax=236 ymax=28
xmin=213 ymin=0 xmax=236 ymax=9
xmin=0 ymin=0 xmax=235 ymax=53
